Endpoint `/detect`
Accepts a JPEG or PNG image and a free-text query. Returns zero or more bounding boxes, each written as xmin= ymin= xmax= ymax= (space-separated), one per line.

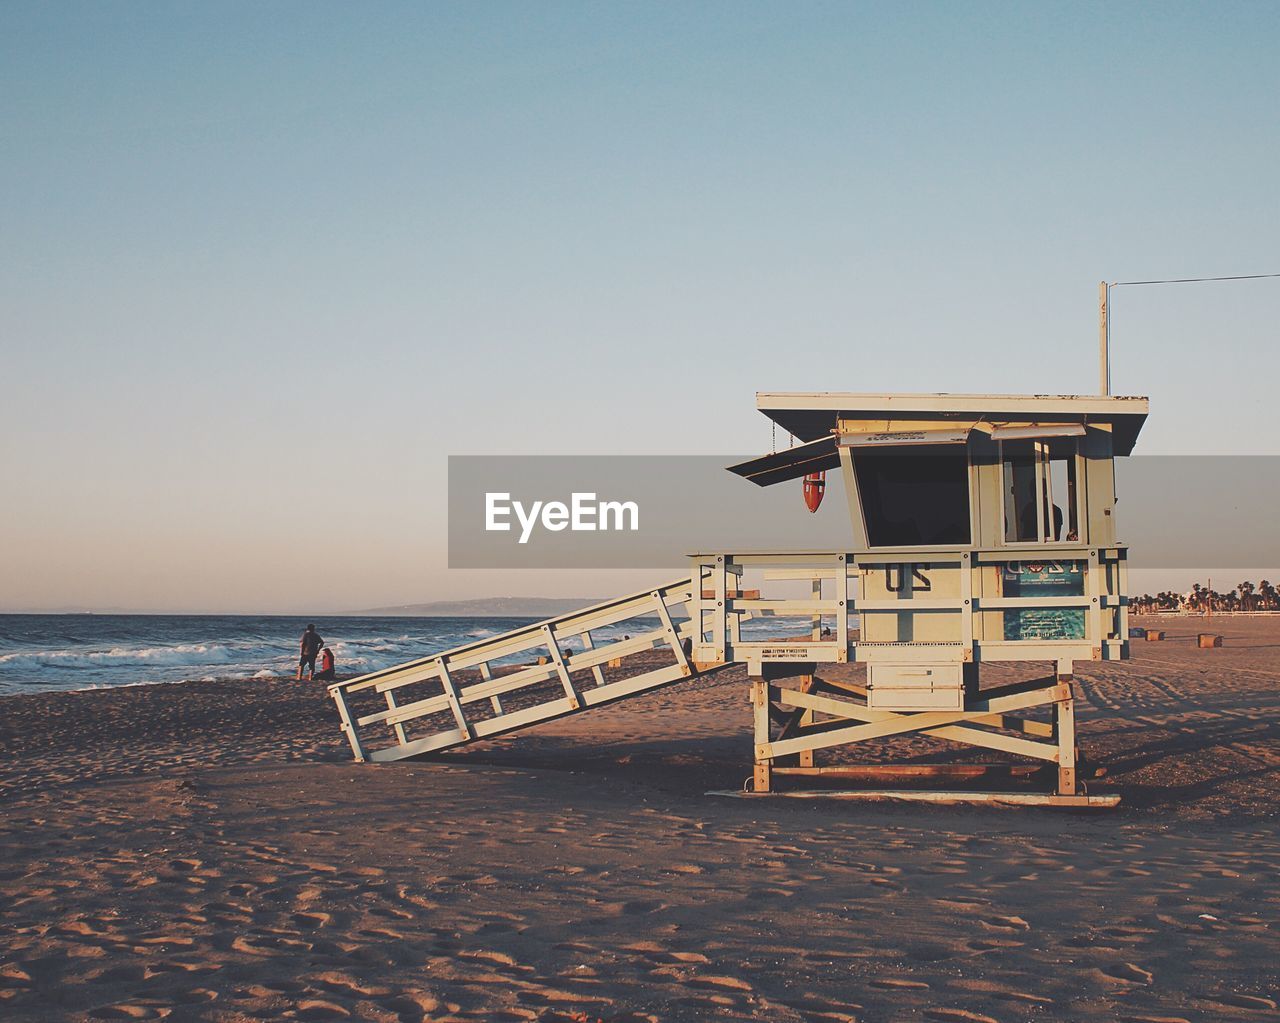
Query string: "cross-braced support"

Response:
xmin=750 ymin=669 xmax=1092 ymax=804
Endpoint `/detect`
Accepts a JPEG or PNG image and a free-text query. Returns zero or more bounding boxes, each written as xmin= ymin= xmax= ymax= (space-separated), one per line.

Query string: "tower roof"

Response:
xmin=755 ymin=392 xmax=1149 ymax=455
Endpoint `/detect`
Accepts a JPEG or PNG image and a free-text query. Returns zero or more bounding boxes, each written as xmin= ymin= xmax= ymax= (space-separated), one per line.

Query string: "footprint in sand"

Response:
xmin=1103 ymin=962 xmax=1154 ymax=985
xmin=370 ymin=905 xmax=415 ymax=921
xmin=936 ymin=898 xmax=991 ymax=913
xmin=473 ymin=920 xmax=523 ymax=935
xmin=784 ymin=995 xmax=863 ymax=1021
xmin=690 ymin=975 xmax=754 ymax=992
xmin=601 ymin=899 xmax=666 ymax=916
xmin=356 ymin=927 xmax=404 ymax=940
xmin=924 ymin=1010 xmax=998 ymax=1023
xmin=171 ymin=989 xmax=219 ymax=1004
xmin=90 ymin=965 xmax=148 ymax=984
xmin=145 ymin=960 xmax=205 ymax=977
xmin=459 ymin=949 xmax=524 ymax=969
xmin=0 ymin=963 xmax=33 ymax=988
xmin=138 ymin=935 xmax=196 ymax=948
xmin=296 ymin=999 xmax=352 ymax=1020
xmin=1119 ymin=1016 xmax=1192 ymax=1023
xmin=238 ymin=980 xmax=304 ymax=998
xmin=951 ymin=979 xmax=1050 ymax=1005
xmin=1103 ymin=925 xmax=1155 ymax=942
xmin=979 ymin=914 xmax=1030 ymax=931
xmin=380 ymin=989 xmax=454 ymax=1020
xmin=516 ymin=987 xmax=611 ymax=1007
xmin=554 ymin=941 xmax=596 ymax=954
xmin=1206 ymin=993 xmax=1278 ymax=1011
xmin=87 ymin=1006 xmax=164 ymax=1020
xmin=58 ymin=919 xmax=109 ymax=937
xmin=675 ymin=994 xmax=744 ymax=1012
xmin=871 ymin=979 xmax=930 ymax=990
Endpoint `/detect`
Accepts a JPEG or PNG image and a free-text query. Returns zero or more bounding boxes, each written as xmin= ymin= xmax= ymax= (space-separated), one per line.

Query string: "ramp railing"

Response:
xmin=328 ymin=548 xmax=1128 ymax=765
xmin=328 ymin=576 xmax=720 ymax=763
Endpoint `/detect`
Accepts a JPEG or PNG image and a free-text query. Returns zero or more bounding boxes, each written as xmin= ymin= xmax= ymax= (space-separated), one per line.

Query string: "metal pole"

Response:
xmin=1098 ymin=281 xmax=1110 ymax=396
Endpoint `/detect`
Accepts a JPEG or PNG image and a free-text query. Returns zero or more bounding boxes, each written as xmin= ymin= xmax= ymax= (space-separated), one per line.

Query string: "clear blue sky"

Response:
xmin=2 ymin=2 xmax=1277 ymax=611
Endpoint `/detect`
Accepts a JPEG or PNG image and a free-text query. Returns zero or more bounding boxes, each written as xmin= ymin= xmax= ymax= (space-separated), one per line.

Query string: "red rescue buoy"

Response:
xmin=802 ymin=471 xmax=826 ymax=513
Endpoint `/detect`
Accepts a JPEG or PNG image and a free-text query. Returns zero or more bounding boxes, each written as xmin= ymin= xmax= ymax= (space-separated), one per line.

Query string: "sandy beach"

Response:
xmin=3 ymin=616 xmax=1279 ymax=1022
xmin=8 ymin=3 xmax=1278 ymax=1021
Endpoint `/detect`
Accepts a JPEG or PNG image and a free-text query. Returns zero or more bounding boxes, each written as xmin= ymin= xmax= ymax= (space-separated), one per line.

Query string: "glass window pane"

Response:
xmin=1002 ymin=438 xmax=1079 ymax=542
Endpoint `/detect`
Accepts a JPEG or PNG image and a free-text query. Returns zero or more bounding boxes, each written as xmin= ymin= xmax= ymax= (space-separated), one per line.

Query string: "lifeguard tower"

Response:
xmin=327 ymin=391 xmax=1147 ymax=807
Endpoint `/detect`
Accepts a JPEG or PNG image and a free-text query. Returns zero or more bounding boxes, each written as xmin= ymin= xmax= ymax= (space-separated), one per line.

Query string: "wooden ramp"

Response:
xmin=328 ymin=577 xmax=725 ymax=763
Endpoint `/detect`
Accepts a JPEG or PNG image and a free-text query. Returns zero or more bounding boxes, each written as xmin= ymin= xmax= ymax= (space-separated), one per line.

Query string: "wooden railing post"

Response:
xmin=838 ymin=554 xmax=851 ymax=662
xmin=437 ymin=660 xmax=473 ymax=740
xmin=543 ymin=625 xmax=580 ymax=710
xmin=712 ymin=555 xmax=728 ymax=662
xmin=331 ymin=688 xmax=366 ymax=762
xmin=384 ymin=689 xmax=408 ymax=745
xmin=652 ymin=590 xmax=692 ymax=676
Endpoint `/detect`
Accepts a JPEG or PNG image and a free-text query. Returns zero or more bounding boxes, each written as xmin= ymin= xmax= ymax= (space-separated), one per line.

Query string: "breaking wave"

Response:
xmin=0 ymin=610 xmax=825 ymax=697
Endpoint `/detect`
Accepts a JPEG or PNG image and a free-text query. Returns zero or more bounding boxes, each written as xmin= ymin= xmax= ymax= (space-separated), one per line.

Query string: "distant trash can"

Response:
xmin=1198 ymin=633 xmax=1223 ymax=648
xmin=1145 ymin=630 xmax=1166 ymax=641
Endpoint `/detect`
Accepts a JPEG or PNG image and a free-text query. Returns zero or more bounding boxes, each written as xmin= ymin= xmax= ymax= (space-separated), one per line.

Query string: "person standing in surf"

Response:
xmin=297 ymin=623 xmax=324 ymax=680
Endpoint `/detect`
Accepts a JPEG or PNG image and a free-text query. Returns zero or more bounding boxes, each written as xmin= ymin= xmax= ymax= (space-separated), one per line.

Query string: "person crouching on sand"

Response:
xmin=315 ymin=647 xmax=336 ymax=682
xmin=298 ymin=623 xmax=324 ymax=680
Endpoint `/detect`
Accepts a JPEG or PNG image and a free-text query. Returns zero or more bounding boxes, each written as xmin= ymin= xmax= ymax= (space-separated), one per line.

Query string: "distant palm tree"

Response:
xmin=1132 ymin=581 xmax=1280 ymax=614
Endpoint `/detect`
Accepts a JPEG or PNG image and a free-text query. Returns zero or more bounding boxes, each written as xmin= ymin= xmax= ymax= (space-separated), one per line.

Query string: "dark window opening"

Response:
xmin=853 ymin=447 xmax=971 ymax=547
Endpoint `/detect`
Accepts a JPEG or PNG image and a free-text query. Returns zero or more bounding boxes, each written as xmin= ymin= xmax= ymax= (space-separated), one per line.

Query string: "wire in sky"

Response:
xmin=1110 ymin=273 xmax=1280 ymax=287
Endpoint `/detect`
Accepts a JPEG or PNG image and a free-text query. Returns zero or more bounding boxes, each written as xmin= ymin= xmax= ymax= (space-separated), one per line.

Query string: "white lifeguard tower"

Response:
xmin=715 ymin=391 xmax=1147 ymax=804
xmin=327 ymin=390 xmax=1146 ymax=807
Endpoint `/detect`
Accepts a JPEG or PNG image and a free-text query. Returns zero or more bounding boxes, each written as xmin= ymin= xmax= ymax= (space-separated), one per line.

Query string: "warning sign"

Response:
xmin=1002 ymin=561 xmax=1086 ymax=641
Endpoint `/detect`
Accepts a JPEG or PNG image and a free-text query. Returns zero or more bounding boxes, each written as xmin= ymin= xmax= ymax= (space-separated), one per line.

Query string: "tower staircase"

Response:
xmin=328 ymin=575 xmax=730 ymax=763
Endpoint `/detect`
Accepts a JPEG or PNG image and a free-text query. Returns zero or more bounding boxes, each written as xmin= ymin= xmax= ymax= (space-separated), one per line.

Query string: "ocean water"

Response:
xmin=0 ymin=612 xmax=822 ymax=697
xmin=0 ymin=614 xmax=524 ymax=696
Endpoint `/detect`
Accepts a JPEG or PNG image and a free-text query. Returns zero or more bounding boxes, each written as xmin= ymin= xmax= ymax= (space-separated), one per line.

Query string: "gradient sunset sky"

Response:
xmin=3 ymin=2 xmax=1278 ymax=612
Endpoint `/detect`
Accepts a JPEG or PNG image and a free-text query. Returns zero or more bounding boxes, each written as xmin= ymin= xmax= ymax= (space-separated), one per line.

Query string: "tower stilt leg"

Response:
xmin=1056 ymin=675 xmax=1078 ymax=796
xmin=753 ymin=678 xmax=772 ymax=792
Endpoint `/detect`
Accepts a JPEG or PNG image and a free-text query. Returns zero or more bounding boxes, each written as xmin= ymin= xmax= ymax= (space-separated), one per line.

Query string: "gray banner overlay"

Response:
xmin=448 ymin=456 xmax=1280 ymax=570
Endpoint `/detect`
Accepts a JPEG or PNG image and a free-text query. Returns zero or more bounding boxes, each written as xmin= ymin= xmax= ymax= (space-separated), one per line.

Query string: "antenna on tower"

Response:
xmin=1099 ymin=272 xmax=1279 ymax=396
xmin=1098 ymin=281 xmax=1110 ymax=397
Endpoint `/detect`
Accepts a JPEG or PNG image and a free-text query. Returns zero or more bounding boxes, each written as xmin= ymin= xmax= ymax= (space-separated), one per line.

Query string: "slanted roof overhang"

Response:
xmin=754 ymin=392 xmax=1149 ymax=455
